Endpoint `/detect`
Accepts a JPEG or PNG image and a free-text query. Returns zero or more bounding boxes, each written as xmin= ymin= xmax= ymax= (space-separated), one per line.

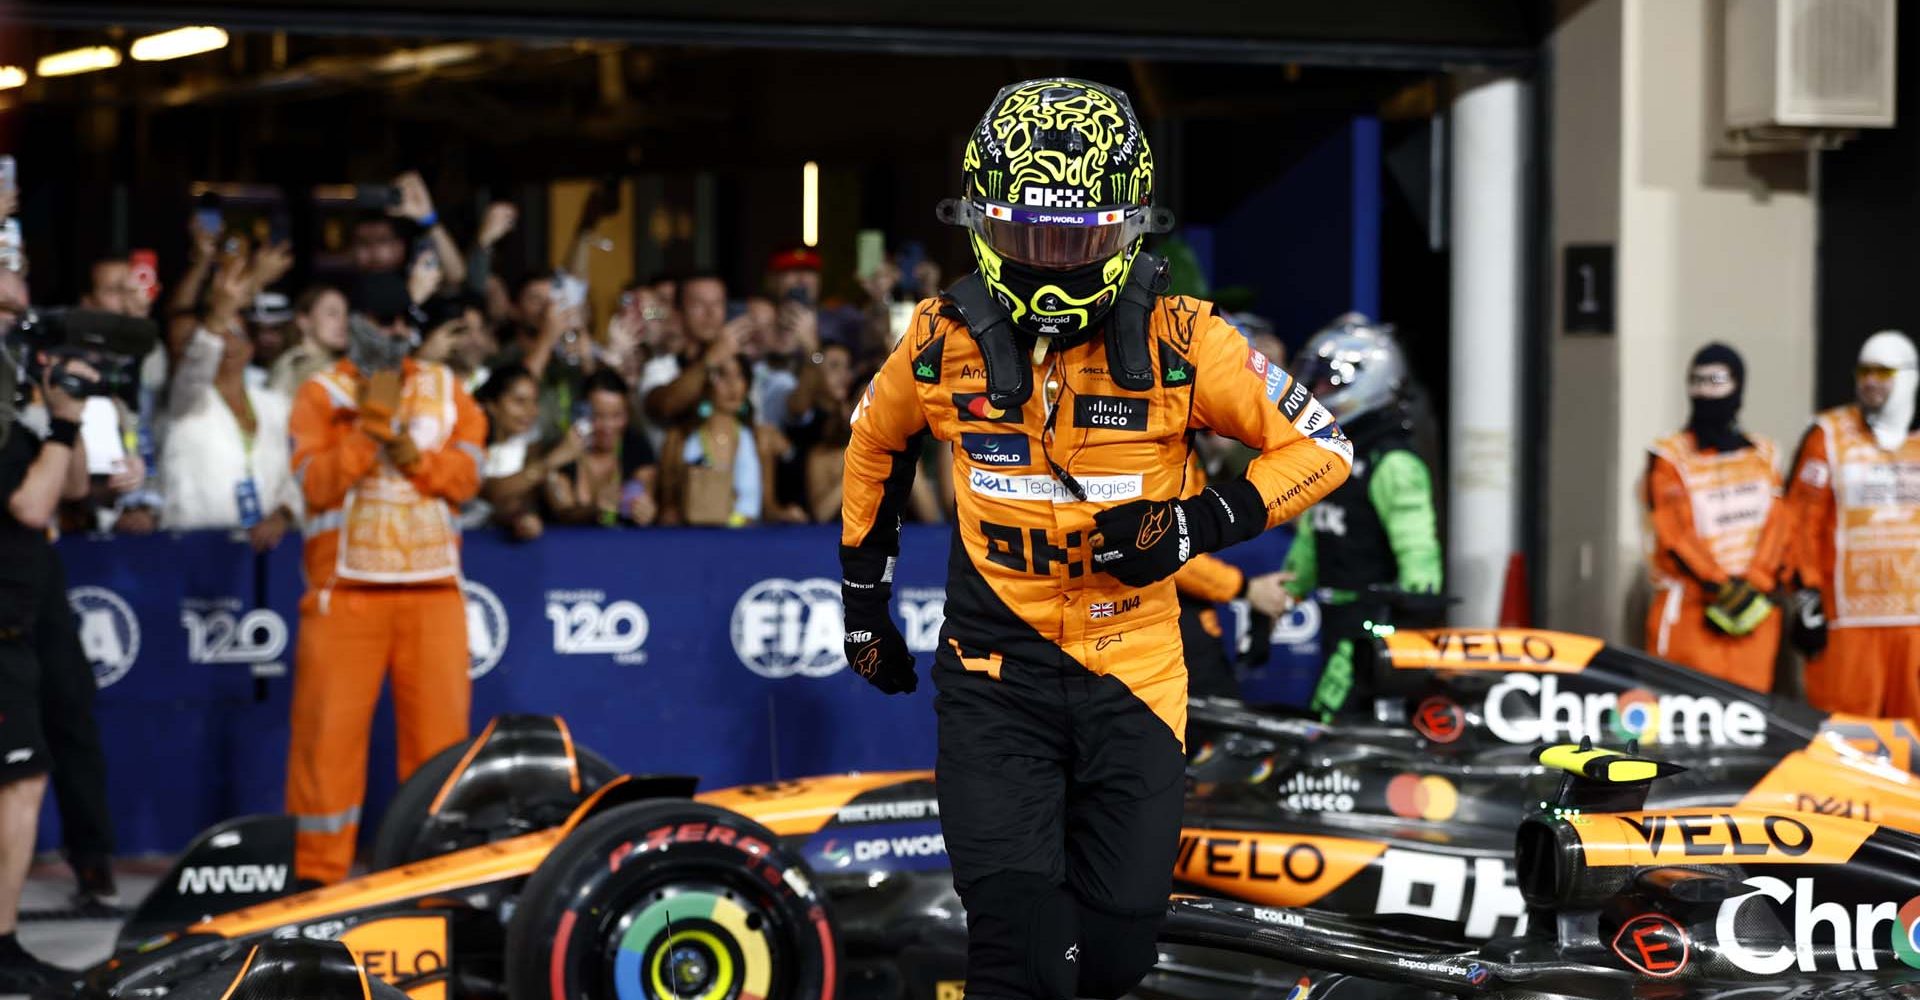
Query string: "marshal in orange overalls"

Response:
xmin=1643 ymin=430 xmax=1789 ymax=691
xmin=287 ymin=357 xmax=486 ymax=882
xmin=1780 ymin=405 xmax=1920 ymax=719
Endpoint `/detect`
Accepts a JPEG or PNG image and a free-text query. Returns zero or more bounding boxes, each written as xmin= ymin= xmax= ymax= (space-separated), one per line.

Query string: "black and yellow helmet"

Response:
xmin=939 ymin=78 xmax=1173 ymax=342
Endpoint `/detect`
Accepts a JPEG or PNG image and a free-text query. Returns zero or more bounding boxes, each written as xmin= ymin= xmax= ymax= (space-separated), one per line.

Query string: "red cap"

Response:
xmin=768 ymin=247 xmax=823 ymax=273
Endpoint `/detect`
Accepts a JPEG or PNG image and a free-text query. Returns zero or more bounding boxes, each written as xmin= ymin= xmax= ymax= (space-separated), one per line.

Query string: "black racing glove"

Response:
xmin=1788 ymin=588 xmax=1827 ymax=657
xmin=1090 ymin=481 xmax=1266 ymax=588
xmin=841 ymin=550 xmax=917 ymax=694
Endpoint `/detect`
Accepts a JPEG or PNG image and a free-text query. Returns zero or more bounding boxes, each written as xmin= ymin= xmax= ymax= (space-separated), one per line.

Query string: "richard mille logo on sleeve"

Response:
xmin=1072 ymin=395 xmax=1148 ymax=431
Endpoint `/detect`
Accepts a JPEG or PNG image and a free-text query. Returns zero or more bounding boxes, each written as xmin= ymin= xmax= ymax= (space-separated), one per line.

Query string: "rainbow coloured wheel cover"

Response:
xmin=612 ymin=889 xmax=775 ymax=1000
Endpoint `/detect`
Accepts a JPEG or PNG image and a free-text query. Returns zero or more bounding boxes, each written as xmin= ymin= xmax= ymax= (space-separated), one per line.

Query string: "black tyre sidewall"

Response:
xmin=505 ymin=801 xmax=836 ymax=1000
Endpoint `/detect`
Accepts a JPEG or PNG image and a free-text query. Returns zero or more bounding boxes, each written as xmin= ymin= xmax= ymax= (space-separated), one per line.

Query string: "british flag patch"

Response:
xmin=1088 ymin=601 xmax=1117 ymax=619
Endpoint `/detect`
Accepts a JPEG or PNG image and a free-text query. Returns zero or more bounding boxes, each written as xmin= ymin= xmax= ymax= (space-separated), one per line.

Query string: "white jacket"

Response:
xmin=160 ymin=329 xmax=302 ymax=530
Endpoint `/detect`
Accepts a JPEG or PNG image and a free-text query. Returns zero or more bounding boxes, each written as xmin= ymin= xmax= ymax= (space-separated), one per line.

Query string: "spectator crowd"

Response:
xmin=0 ymin=171 xmax=994 ymax=545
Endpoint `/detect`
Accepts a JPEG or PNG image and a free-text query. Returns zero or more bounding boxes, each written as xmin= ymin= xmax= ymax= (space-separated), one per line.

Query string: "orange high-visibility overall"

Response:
xmin=1642 ymin=430 xmax=1788 ymax=691
xmin=286 ymin=358 xmax=485 ymax=882
xmin=1781 ymin=406 xmax=1920 ymax=719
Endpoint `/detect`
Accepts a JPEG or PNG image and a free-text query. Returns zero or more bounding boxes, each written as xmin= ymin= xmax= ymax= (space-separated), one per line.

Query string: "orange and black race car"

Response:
xmin=54 ymin=626 xmax=1920 ymax=999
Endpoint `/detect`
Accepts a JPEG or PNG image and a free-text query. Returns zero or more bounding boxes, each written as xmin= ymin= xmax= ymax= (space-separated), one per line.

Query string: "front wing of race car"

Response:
xmin=72 ymin=827 xmax=553 ymax=998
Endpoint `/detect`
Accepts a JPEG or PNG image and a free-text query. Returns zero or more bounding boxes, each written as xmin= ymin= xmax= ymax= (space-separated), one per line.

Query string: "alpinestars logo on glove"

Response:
xmin=1136 ymin=506 xmax=1170 ymax=548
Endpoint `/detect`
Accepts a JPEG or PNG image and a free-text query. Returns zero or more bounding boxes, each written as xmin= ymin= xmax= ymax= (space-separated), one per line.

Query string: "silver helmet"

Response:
xmin=1290 ymin=312 xmax=1407 ymax=422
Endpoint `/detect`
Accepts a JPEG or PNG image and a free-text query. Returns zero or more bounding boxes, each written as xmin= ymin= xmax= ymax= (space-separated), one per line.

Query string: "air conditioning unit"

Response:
xmin=1724 ymin=0 xmax=1895 ymax=150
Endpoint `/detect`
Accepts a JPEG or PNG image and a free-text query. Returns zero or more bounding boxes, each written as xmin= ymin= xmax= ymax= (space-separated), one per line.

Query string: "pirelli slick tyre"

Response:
xmin=505 ymin=801 xmax=838 ymax=1000
xmin=370 ymin=735 xmax=621 ymax=870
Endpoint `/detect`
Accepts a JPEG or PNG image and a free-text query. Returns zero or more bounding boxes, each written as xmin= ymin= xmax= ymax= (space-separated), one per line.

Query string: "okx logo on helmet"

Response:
xmin=937 ymin=78 xmax=1174 ymax=342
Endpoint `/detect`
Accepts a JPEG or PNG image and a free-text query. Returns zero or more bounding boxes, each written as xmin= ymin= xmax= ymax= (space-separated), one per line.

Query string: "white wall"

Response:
xmin=1543 ymin=0 xmax=1817 ymax=642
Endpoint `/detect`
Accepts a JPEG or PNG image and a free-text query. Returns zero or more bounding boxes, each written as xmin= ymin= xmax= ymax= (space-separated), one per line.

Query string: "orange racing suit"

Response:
xmin=1781 ymin=405 xmax=1920 ymax=718
xmin=843 ymin=296 xmax=1349 ymax=740
xmin=842 ymin=293 xmax=1349 ymax=1000
xmin=1642 ymin=430 xmax=1789 ymax=691
xmin=286 ymin=357 xmax=486 ymax=882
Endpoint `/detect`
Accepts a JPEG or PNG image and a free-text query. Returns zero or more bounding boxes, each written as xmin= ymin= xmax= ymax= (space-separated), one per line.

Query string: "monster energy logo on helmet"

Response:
xmin=947 ymin=78 xmax=1163 ymax=342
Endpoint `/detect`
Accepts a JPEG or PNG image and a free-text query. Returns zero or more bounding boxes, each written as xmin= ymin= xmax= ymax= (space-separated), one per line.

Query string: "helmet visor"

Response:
xmin=974 ymin=201 xmax=1137 ymax=269
xmin=1291 ymin=351 xmax=1355 ymax=401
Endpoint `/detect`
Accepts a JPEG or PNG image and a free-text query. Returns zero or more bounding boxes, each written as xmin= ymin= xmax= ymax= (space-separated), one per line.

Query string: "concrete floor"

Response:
xmin=11 ymin=859 xmax=162 ymax=999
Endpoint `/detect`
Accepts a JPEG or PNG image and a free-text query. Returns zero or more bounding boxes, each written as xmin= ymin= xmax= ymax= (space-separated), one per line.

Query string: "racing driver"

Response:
xmin=840 ymin=78 xmax=1351 ymax=1000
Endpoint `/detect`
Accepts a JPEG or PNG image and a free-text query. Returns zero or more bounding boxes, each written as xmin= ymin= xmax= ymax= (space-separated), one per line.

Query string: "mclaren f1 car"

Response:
xmin=58 ymin=735 xmax=1920 ymax=1000
xmin=52 ymin=624 xmax=1920 ymax=999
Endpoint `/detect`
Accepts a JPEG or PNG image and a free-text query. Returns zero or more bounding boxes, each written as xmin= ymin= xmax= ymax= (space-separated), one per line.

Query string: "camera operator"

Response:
xmin=1 ymin=267 xmax=125 ymax=916
xmin=0 ymin=271 xmax=94 ymax=987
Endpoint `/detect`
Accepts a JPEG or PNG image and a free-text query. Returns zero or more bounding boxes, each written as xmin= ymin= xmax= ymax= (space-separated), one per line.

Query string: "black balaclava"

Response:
xmin=1686 ymin=342 xmax=1749 ymax=452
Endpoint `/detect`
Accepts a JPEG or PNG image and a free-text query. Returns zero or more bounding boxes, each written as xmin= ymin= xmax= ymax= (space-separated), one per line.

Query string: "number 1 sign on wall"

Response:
xmin=1563 ymin=244 xmax=1615 ymax=335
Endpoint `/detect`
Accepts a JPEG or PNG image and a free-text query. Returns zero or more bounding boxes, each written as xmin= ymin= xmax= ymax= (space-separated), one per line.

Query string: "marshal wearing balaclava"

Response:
xmin=1641 ymin=340 xmax=1789 ymax=692
xmin=1684 ymin=342 xmax=1751 ymax=453
xmin=1780 ymin=328 xmax=1920 ymax=719
xmin=1856 ymin=329 xmax=1918 ymax=451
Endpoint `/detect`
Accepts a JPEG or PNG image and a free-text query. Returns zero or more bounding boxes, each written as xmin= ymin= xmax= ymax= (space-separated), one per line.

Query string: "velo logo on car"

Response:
xmin=1716 ymin=878 xmax=1920 ymax=973
xmin=68 ymin=586 xmax=139 ymax=689
xmin=960 ymin=433 xmax=1030 ymax=467
xmin=545 ymin=589 xmax=649 ymax=664
xmin=1575 ymin=811 xmax=1874 ymax=867
xmin=1172 ymin=828 xmax=1382 ymax=910
xmin=1072 ymin=395 xmax=1148 ymax=430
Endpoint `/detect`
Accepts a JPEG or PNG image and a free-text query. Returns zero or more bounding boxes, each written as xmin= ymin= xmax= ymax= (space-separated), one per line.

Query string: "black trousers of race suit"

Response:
xmin=933 ymin=637 xmax=1185 ymax=1000
xmin=34 ymin=554 xmax=114 ymax=864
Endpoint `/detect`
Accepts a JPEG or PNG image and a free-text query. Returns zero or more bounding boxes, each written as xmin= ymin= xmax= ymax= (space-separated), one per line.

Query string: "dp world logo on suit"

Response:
xmin=731 ymin=578 xmax=946 ymax=679
xmin=67 ymin=586 xmax=139 ymax=689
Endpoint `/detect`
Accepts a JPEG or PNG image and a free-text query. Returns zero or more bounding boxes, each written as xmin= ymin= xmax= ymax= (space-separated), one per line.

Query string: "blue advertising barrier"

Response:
xmin=51 ymin=524 xmax=1315 ymax=855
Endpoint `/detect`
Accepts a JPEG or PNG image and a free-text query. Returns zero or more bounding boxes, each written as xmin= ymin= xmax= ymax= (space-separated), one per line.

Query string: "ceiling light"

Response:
xmin=130 ymin=26 xmax=230 ymax=62
xmin=802 ymin=162 xmax=819 ymax=248
xmin=0 ymin=67 xmax=25 ymax=91
xmin=37 ymin=46 xmax=121 ymax=78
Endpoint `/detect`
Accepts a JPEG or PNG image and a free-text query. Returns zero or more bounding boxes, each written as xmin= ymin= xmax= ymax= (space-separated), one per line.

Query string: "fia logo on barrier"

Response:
xmin=180 ymin=598 xmax=288 ymax=666
xmin=545 ymin=588 xmax=648 ymax=665
xmin=67 ymin=586 xmax=139 ymax=689
xmin=731 ymin=577 xmax=845 ymax=679
xmin=463 ymin=579 xmax=509 ymax=679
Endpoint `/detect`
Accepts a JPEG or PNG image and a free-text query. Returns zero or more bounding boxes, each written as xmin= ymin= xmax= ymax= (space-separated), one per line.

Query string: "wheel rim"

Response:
xmin=605 ymin=882 xmax=782 ymax=1000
